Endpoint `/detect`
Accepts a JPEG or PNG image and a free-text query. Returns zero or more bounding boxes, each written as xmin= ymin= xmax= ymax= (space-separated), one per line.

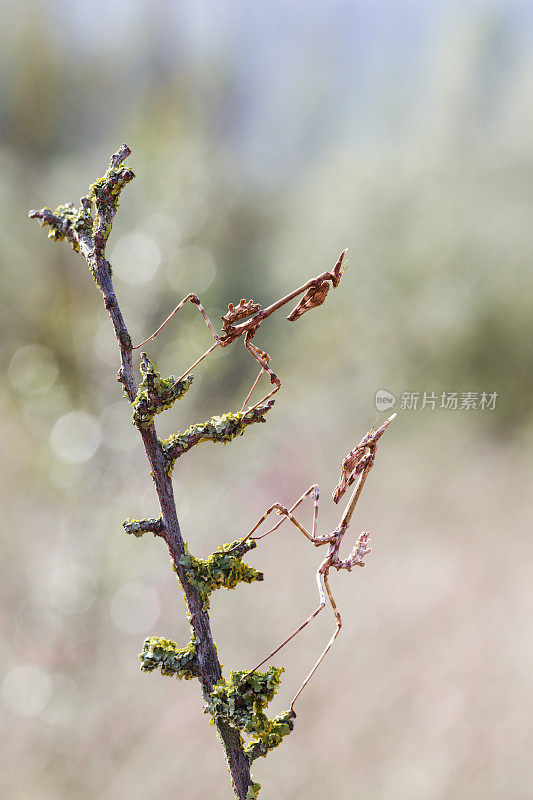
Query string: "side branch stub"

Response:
xmin=132 ymin=354 xmax=193 ymax=429
xmin=139 ymin=634 xmax=199 ymax=680
xmin=161 ymin=400 xmax=275 ymax=475
xmin=122 ymin=517 xmax=164 ymax=538
xmin=178 ymin=539 xmax=264 ymax=612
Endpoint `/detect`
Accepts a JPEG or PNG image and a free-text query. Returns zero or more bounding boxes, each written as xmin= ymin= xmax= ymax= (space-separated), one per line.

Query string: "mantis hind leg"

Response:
xmin=133 ymin=292 xmax=220 ymax=350
xmin=240 ymin=356 xmax=270 ymax=412
xmin=252 ymin=485 xmax=321 ymax=542
xmin=245 ymin=569 xmax=327 ymax=678
xmin=132 ymin=293 xmax=222 ymax=386
xmin=235 ymin=484 xmax=327 ymax=549
xmin=290 ymin=572 xmax=342 ymax=711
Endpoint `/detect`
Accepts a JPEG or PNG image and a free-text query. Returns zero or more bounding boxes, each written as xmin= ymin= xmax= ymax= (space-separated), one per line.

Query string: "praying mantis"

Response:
xmin=231 ymin=412 xmax=396 ymax=711
xmin=134 ymin=250 xmax=348 ymax=412
xmin=135 ymin=247 xmax=394 ymax=710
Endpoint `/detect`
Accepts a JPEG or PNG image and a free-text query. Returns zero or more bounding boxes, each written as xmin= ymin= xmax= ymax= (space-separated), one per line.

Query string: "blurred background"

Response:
xmin=1 ymin=1 xmax=532 ymax=798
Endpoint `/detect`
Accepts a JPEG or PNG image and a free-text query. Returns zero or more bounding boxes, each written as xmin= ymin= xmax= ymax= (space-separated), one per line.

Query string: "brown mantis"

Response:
xmin=232 ymin=412 xmax=396 ymax=711
xmin=134 ymin=247 xmax=393 ymax=709
xmin=133 ymin=250 xmax=348 ymax=412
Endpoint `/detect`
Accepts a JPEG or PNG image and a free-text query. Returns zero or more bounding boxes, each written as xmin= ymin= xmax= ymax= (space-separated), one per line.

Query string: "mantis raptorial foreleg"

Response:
xmin=131 ymin=252 xmax=349 ymax=414
xmin=132 ymin=293 xmax=279 ymax=408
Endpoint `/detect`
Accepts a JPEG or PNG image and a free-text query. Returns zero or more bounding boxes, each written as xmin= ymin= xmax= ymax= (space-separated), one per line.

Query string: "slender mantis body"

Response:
xmin=234 ymin=413 xmax=396 ymax=711
xmin=133 ymin=250 xmax=348 ymax=411
xmin=134 ymin=248 xmax=392 ymax=709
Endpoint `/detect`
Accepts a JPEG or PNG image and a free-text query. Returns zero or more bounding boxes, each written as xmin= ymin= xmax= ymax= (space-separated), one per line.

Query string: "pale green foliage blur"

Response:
xmin=1 ymin=3 xmax=532 ymax=800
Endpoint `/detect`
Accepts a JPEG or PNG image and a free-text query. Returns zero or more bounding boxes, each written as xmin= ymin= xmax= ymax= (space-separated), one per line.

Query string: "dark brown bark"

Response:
xmin=95 ymin=225 xmax=253 ymax=800
xmin=30 ymin=146 xmax=253 ymax=799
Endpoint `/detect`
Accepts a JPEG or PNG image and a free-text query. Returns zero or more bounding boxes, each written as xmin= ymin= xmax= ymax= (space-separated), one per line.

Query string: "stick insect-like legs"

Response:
xmin=240 ymin=483 xmax=321 ymax=546
xmin=132 ymin=293 xmax=279 ymax=409
xmin=239 ymin=363 xmax=266 ymax=412
xmin=133 ymin=293 xmax=223 ymax=380
xmin=241 ymin=461 xmax=376 ymax=709
xmin=246 ymin=568 xmax=328 ymax=681
xmin=134 ymin=293 xmax=220 ymax=351
xmin=239 ymin=486 xmax=334 ymax=675
xmin=289 ymin=572 xmax=341 ymax=712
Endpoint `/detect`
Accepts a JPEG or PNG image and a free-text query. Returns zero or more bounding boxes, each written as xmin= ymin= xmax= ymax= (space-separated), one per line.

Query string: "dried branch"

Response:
xmin=29 ymin=145 xmax=369 ymax=800
xmin=30 ymin=145 xmax=256 ymax=799
xmin=161 ymin=400 xmax=275 ymax=474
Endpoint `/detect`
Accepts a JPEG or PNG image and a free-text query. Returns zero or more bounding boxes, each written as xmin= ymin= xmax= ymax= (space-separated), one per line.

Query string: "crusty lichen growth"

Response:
xmin=205 ymin=667 xmax=295 ymax=764
xmin=131 ymin=354 xmax=193 ymax=429
xmin=161 ymin=400 xmax=275 ymax=476
xmin=246 ymin=782 xmax=262 ymax=799
xmin=179 ymin=540 xmax=263 ymax=612
xmin=139 ymin=635 xmax=199 ymax=680
xmin=33 ymin=201 xmax=93 ymax=252
xmin=87 ymin=159 xmax=135 ymax=257
xmin=122 ymin=516 xmax=164 ymax=538
xmin=29 ymin=147 xmax=134 ymax=281
xmin=244 ymin=710 xmax=296 ymax=762
xmin=87 ymin=162 xmax=132 ymax=208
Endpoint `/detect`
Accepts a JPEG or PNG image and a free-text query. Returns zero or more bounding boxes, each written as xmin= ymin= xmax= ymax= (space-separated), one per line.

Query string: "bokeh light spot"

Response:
xmin=1 ymin=665 xmax=53 ymax=717
xmin=112 ymin=233 xmax=161 ymax=284
xmin=8 ymin=344 xmax=59 ymax=394
xmin=166 ymin=245 xmax=216 ymax=293
xmin=38 ymin=675 xmax=78 ymax=725
xmin=48 ymin=563 xmax=96 ymax=614
xmin=100 ymin=401 xmax=138 ymax=452
xmin=50 ymin=411 xmax=102 ymax=464
xmin=110 ymin=583 xmax=161 ymax=634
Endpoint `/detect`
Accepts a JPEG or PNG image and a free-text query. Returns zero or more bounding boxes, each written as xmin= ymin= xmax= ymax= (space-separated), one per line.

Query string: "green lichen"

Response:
xmin=29 ymin=149 xmax=133 ymax=269
xmin=132 ymin=356 xmax=193 ymax=429
xmin=122 ymin=516 xmax=163 ymax=538
xmin=38 ymin=202 xmax=93 ymax=252
xmin=246 ymin=781 xmax=262 ymax=799
xmin=87 ymin=163 xmax=132 ymax=207
xmin=87 ymin=161 xmax=134 ymax=253
xmin=139 ymin=635 xmax=198 ymax=680
xmin=205 ymin=667 xmax=295 ymax=764
xmin=244 ymin=710 xmax=296 ymax=762
xmin=161 ymin=400 xmax=274 ymax=476
xmin=178 ymin=539 xmax=263 ymax=612
xmin=87 ymin=160 xmax=135 ymax=230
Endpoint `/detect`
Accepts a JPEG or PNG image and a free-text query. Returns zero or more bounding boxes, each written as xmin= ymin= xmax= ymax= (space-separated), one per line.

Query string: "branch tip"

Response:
xmin=110 ymin=144 xmax=132 ymax=167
